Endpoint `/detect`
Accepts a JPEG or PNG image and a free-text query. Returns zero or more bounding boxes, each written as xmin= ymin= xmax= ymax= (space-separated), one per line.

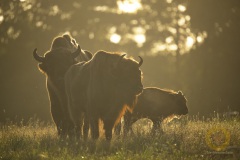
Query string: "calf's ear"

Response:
xmin=178 ymin=91 xmax=183 ymax=96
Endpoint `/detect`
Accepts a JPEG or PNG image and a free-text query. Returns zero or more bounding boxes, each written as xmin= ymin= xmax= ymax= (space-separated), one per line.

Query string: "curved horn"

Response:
xmin=138 ymin=56 xmax=143 ymax=67
xmin=71 ymin=45 xmax=81 ymax=58
xmin=33 ymin=48 xmax=44 ymax=62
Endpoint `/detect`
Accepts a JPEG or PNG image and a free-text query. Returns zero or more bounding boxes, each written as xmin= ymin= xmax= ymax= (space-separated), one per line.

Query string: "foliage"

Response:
xmin=0 ymin=0 xmax=240 ymax=121
xmin=0 ymin=117 xmax=239 ymax=160
xmin=0 ymin=0 xmax=204 ymax=55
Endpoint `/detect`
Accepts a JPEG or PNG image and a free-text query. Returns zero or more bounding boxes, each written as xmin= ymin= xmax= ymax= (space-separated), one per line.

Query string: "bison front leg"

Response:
xmin=122 ymin=111 xmax=133 ymax=137
xmin=151 ymin=119 xmax=162 ymax=135
xmin=47 ymin=83 xmax=68 ymax=138
xmin=83 ymin=114 xmax=89 ymax=140
xmin=114 ymin=122 xmax=121 ymax=136
xmin=103 ymin=116 xmax=118 ymax=141
xmin=50 ymin=100 xmax=65 ymax=137
xmin=104 ymin=121 xmax=113 ymax=141
xmin=90 ymin=117 xmax=99 ymax=140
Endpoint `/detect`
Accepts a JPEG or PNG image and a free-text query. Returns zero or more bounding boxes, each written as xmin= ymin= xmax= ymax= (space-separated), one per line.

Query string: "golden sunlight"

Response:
xmin=168 ymin=44 xmax=178 ymax=51
xmin=186 ymin=36 xmax=195 ymax=48
xmin=134 ymin=33 xmax=146 ymax=47
xmin=166 ymin=0 xmax=173 ymax=3
xmin=110 ymin=33 xmax=121 ymax=44
xmin=117 ymin=0 xmax=142 ymax=13
xmin=0 ymin=15 xmax=4 ymax=24
xmin=178 ymin=17 xmax=186 ymax=26
xmin=165 ymin=36 xmax=174 ymax=43
xmin=197 ymin=36 xmax=203 ymax=43
xmin=178 ymin=5 xmax=186 ymax=12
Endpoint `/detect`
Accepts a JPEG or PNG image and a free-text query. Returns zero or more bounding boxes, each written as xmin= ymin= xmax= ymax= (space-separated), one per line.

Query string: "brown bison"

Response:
xmin=65 ymin=51 xmax=143 ymax=140
xmin=115 ymin=87 xmax=188 ymax=135
xmin=33 ymin=34 xmax=92 ymax=137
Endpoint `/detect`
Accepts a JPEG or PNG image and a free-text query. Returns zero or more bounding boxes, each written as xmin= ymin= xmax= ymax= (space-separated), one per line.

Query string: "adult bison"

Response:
xmin=33 ymin=34 xmax=92 ymax=137
xmin=115 ymin=87 xmax=188 ymax=135
xmin=65 ymin=51 xmax=143 ymax=141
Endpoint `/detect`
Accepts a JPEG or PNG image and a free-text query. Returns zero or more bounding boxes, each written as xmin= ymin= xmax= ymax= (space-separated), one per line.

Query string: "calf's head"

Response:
xmin=174 ymin=91 xmax=188 ymax=115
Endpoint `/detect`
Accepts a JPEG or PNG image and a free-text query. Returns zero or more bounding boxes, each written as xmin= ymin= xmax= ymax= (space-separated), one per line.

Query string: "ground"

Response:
xmin=0 ymin=116 xmax=239 ymax=160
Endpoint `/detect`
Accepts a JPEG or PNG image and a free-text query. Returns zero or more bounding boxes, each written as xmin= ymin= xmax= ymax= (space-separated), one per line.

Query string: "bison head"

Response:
xmin=33 ymin=45 xmax=80 ymax=79
xmin=113 ymin=55 xmax=143 ymax=96
xmin=174 ymin=91 xmax=188 ymax=115
xmin=50 ymin=33 xmax=92 ymax=62
xmin=50 ymin=34 xmax=78 ymax=52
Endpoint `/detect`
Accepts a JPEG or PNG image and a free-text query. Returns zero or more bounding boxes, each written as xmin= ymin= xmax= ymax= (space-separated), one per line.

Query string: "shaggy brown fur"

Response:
xmin=65 ymin=50 xmax=143 ymax=140
xmin=115 ymin=87 xmax=188 ymax=135
xmin=33 ymin=34 xmax=92 ymax=137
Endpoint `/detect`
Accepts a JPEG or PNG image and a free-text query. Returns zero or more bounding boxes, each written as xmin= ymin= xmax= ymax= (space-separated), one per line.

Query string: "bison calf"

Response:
xmin=116 ymin=87 xmax=188 ymax=135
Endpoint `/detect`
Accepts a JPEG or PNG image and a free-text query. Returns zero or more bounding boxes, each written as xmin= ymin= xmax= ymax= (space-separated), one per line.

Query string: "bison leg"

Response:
xmin=90 ymin=118 xmax=99 ymax=140
xmin=122 ymin=112 xmax=133 ymax=137
xmin=83 ymin=115 xmax=89 ymax=140
xmin=114 ymin=122 xmax=121 ymax=136
xmin=103 ymin=118 xmax=116 ymax=141
xmin=151 ymin=119 xmax=162 ymax=135
xmin=68 ymin=112 xmax=84 ymax=139
xmin=50 ymin=100 xmax=66 ymax=137
xmin=47 ymin=84 xmax=68 ymax=138
xmin=104 ymin=123 xmax=113 ymax=141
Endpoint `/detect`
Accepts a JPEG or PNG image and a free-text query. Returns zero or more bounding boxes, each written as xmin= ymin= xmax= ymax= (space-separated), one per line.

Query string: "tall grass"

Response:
xmin=0 ymin=116 xmax=239 ymax=160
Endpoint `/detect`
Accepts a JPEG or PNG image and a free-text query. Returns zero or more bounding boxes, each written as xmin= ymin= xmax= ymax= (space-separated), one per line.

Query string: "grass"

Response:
xmin=0 ymin=116 xmax=240 ymax=160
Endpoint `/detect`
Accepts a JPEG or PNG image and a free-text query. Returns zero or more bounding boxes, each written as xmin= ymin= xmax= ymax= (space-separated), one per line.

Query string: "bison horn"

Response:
xmin=138 ymin=56 xmax=143 ymax=67
xmin=71 ymin=45 xmax=81 ymax=58
xmin=33 ymin=48 xmax=44 ymax=62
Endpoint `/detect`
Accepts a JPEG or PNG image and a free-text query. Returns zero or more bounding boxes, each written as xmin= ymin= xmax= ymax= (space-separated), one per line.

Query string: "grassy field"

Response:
xmin=0 ymin=116 xmax=240 ymax=160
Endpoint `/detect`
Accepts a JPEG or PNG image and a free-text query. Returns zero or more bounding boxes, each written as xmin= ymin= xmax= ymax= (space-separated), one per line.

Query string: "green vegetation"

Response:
xmin=1 ymin=117 xmax=239 ymax=160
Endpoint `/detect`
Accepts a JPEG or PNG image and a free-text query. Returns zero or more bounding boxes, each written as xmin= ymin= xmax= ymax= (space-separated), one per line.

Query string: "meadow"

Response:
xmin=0 ymin=115 xmax=239 ymax=160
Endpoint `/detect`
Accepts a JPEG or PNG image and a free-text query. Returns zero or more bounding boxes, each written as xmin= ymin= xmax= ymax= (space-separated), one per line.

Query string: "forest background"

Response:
xmin=0 ymin=0 xmax=239 ymax=122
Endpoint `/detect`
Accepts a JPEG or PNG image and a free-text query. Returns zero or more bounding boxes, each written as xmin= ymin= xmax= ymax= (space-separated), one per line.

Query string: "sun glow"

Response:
xmin=117 ymin=0 xmax=142 ymax=13
xmin=178 ymin=5 xmax=186 ymax=12
xmin=134 ymin=34 xmax=146 ymax=47
xmin=186 ymin=36 xmax=195 ymax=48
xmin=0 ymin=15 xmax=4 ymax=24
xmin=110 ymin=33 xmax=121 ymax=44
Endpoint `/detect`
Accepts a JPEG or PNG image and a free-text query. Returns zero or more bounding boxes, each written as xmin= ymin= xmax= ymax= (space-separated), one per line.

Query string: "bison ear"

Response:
xmin=33 ymin=48 xmax=44 ymax=62
xmin=72 ymin=39 xmax=77 ymax=45
xmin=84 ymin=50 xmax=93 ymax=60
xmin=71 ymin=45 xmax=81 ymax=58
xmin=63 ymin=34 xmax=72 ymax=42
xmin=178 ymin=91 xmax=183 ymax=96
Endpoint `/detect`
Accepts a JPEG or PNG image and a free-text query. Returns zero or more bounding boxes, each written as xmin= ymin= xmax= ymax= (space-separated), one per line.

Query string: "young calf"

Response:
xmin=116 ymin=87 xmax=188 ymax=135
